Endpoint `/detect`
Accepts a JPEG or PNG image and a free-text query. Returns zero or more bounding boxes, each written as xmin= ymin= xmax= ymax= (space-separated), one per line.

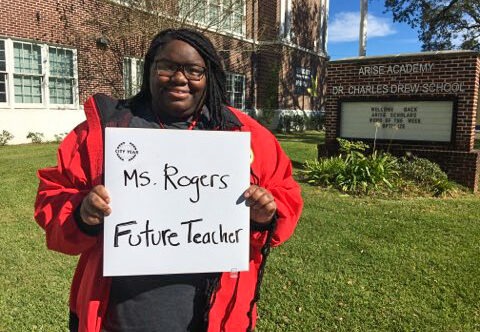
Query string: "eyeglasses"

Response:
xmin=154 ymin=60 xmax=206 ymax=81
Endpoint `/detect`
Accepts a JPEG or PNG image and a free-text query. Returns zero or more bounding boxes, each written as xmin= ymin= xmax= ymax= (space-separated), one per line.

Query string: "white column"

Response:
xmin=318 ymin=0 xmax=329 ymax=54
xmin=279 ymin=0 xmax=286 ymax=37
xmin=279 ymin=0 xmax=292 ymax=40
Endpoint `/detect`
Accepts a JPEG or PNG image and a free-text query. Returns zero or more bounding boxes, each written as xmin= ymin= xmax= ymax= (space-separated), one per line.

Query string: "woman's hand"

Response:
xmin=243 ymin=185 xmax=277 ymax=225
xmin=79 ymin=185 xmax=112 ymax=226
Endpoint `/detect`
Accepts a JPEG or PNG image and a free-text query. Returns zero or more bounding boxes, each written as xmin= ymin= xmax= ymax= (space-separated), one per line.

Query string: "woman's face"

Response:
xmin=149 ymin=39 xmax=207 ymax=120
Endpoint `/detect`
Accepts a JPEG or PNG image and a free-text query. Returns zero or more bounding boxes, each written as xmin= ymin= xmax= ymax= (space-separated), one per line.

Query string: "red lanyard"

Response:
xmin=187 ymin=119 xmax=197 ymax=130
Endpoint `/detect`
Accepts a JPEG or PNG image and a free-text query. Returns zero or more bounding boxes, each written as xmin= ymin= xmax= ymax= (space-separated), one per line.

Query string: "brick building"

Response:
xmin=0 ymin=0 xmax=329 ymax=144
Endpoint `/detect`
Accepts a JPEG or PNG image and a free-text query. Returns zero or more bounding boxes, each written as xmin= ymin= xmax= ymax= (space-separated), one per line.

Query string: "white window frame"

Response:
xmin=12 ymin=41 xmax=44 ymax=106
xmin=123 ymin=57 xmax=144 ymax=98
xmin=179 ymin=0 xmax=246 ymax=37
xmin=226 ymin=71 xmax=245 ymax=110
xmin=0 ymin=38 xmax=79 ymax=110
xmin=47 ymin=46 xmax=78 ymax=106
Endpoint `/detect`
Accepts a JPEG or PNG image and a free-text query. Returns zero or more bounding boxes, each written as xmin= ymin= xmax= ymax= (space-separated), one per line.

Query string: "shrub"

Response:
xmin=277 ymin=113 xmax=306 ymax=133
xmin=303 ymin=138 xmax=399 ymax=194
xmin=306 ymin=111 xmax=325 ymax=131
xmin=398 ymin=155 xmax=446 ymax=183
xmin=0 ymin=130 xmax=14 ymax=146
xmin=303 ymin=157 xmax=345 ymax=187
xmin=54 ymin=132 xmax=68 ymax=143
xmin=336 ymin=139 xmax=398 ymax=193
xmin=256 ymin=109 xmax=275 ymax=128
xmin=303 ymin=139 xmax=456 ymax=197
xmin=398 ymin=156 xmax=454 ymax=196
xmin=26 ymin=132 xmax=44 ymax=144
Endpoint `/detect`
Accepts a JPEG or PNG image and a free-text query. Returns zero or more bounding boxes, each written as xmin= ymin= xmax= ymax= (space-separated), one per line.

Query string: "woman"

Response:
xmin=35 ymin=28 xmax=303 ymax=332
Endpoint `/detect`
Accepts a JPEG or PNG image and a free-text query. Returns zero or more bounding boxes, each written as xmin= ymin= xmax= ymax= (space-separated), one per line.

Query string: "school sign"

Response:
xmin=323 ymin=51 xmax=480 ymax=191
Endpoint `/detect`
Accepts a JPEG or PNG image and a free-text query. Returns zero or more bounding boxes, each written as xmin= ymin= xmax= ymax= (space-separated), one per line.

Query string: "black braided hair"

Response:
xmin=129 ymin=28 xmax=228 ymax=130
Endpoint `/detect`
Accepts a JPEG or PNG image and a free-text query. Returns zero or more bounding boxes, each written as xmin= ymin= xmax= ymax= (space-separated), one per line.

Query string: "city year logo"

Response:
xmin=115 ymin=142 xmax=138 ymax=162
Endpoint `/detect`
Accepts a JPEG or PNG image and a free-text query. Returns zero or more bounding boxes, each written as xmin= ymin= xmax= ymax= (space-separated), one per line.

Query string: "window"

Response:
xmin=49 ymin=47 xmax=75 ymax=104
xmin=0 ymin=38 xmax=78 ymax=107
xmin=226 ymin=72 xmax=245 ymax=109
xmin=13 ymin=42 xmax=42 ymax=103
xmin=0 ymin=41 xmax=6 ymax=103
xmin=123 ymin=57 xmax=144 ymax=98
xmin=179 ymin=0 xmax=245 ymax=36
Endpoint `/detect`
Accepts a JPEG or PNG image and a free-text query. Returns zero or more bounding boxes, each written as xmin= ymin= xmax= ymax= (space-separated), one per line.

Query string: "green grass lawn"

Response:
xmin=1 ymin=135 xmax=479 ymax=331
xmin=0 ymin=143 xmax=76 ymax=331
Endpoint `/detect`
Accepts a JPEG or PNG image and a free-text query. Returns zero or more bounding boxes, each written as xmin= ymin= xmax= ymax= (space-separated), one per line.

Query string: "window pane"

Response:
xmin=33 ymin=45 xmax=42 ymax=74
xmin=234 ymin=75 xmax=243 ymax=92
xmin=225 ymin=73 xmax=244 ymax=109
xmin=14 ymin=76 xmax=22 ymax=100
xmin=49 ymin=78 xmax=73 ymax=104
xmin=14 ymin=75 xmax=42 ymax=103
xmin=209 ymin=1 xmax=220 ymax=24
xmin=49 ymin=47 xmax=74 ymax=77
xmin=14 ymin=42 xmax=42 ymax=75
xmin=225 ymin=73 xmax=233 ymax=105
xmin=123 ymin=58 xmax=133 ymax=97
xmin=32 ymin=77 xmax=42 ymax=102
xmin=178 ymin=0 xmax=244 ymax=35
xmin=49 ymin=47 xmax=75 ymax=104
xmin=180 ymin=0 xmax=206 ymax=23
xmin=179 ymin=0 xmax=192 ymax=17
xmin=0 ymin=40 xmax=5 ymax=72
xmin=0 ymin=40 xmax=5 ymax=102
xmin=49 ymin=48 xmax=58 ymax=74
xmin=233 ymin=13 xmax=243 ymax=34
xmin=233 ymin=0 xmax=243 ymax=12
xmin=0 ymin=73 xmax=6 ymax=102
xmin=194 ymin=2 xmax=206 ymax=23
xmin=219 ymin=0 xmax=244 ymax=34
xmin=222 ymin=0 xmax=232 ymax=10
xmin=224 ymin=17 xmax=232 ymax=31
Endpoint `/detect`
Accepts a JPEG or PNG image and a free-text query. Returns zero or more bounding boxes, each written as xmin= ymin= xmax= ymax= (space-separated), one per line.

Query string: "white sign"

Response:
xmin=103 ymin=128 xmax=251 ymax=276
xmin=340 ymin=101 xmax=454 ymax=142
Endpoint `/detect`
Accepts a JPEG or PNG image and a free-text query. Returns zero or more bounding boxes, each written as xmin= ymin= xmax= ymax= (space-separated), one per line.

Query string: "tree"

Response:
xmin=383 ymin=0 xmax=480 ymax=51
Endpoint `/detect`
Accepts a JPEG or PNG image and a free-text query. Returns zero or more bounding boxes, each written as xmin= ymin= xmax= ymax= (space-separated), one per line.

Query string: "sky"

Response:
xmin=327 ymin=0 xmax=422 ymax=60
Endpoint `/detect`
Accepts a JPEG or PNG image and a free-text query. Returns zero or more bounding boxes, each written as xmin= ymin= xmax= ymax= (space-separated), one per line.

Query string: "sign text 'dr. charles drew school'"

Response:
xmin=323 ymin=51 xmax=480 ymax=191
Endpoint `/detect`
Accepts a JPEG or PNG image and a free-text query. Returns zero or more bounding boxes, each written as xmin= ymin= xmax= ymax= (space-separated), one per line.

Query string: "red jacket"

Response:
xmin=34 ymin=95 xmax=303 ymax=331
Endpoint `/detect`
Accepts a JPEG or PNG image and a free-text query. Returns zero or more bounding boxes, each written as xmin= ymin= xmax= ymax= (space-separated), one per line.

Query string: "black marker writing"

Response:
xmin=180 ymin=218 xmax=243 ymax=244
xmin=114 ymin=220 xmax=180 ymax=248
xmin=164 ymin=163 xmax=230 ymax=203
xmin=124 ymin=169 xmax=151 ymax=187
